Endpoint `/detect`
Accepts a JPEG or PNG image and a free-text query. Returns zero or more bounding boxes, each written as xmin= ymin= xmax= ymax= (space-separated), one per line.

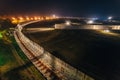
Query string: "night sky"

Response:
xmin=0 ymin=0 xmax=120 ymax=17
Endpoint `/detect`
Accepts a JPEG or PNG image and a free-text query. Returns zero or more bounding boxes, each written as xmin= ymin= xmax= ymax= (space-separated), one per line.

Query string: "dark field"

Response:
xmin=24 ymin=29 xmax=120 ymax=80
xmin=24 ymin=19 xmax=86 ymax=28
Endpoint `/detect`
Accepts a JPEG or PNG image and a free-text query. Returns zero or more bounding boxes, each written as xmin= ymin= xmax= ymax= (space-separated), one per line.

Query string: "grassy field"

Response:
xmin=24 ymin=29 xmax=120 ymax=80
xmin=0 ymin=31 xmax=46 ymax=80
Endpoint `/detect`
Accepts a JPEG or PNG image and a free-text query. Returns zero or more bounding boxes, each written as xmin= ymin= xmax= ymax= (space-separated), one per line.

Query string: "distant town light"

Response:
xmin=87 ymin=20 xmax=94 ymax=24
xmin=46 ymin=17 xmax=50 ymax=20
xmin=19 ymin=17 xmax=23 ymax=20
xmin=34 ymin=17 xmax=37 ymax=20
xmin=108 ymin=16 xmax=112 ymax=20
xmin=52 ymin=14 xmax=59 ymax=18
xmin=52 ymin=14 xmax=56 ymax=18
xmin=38 ymin=17 xmax=41 ymax=20
xmin=30 ymin=18 xmax=33 ymax=20
xmin=41 ymin=17 xmax=44 ymax=20
xmin=26 ymin=17 xmax=30 ymax=20
xmin=12 ymin=17 xmax=16 ymax=20
xmin=66 ymin=21 xmax=71 ymax=25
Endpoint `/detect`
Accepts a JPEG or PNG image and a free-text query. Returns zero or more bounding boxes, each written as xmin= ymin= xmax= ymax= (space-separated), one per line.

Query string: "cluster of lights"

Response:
xmin=112 ymin=26 xmax=120 ymax=30
xmin=8 ymin=15 xmax=114 ymax=24
xmin=11 ymin=15 xmax=58 ymax=24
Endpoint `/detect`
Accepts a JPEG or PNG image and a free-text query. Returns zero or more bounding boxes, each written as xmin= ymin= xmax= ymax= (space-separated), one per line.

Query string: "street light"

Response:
xmin=66 ymin=21 xmax=71 ymax=25
xmin=30 ymin=18 xmax=33 ymax=20
xmin=19 ymin=17 xmax=23 ymax=20
xmin=34 ymin=17 xmax=37 ymax=20
xmin=26 ymin=17 xmax=30 ymax=20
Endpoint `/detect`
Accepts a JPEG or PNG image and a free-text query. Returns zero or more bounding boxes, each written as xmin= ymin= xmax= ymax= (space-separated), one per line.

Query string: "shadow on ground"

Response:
xmin=3 ymin=61 xmax=33 ymax=80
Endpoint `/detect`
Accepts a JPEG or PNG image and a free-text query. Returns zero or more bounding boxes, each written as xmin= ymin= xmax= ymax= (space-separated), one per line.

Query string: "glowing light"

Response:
xmin=93 ymin=25 xmax=98 ymax=29
xmin=12 ymin=17 xmax=16 ymax=20
xmin=34 ymin=17 xmax=38 ymax=20
xmin=46 ymin=17 xmax=50 ymax=20
xmin=104 ymin=29 xmax=110 ymax=33
xmin=108 ymin=16 xmax=112 ymax=20
xmin=30 ymin=18 xmax=34 ymax=20
xmin=26 ymin=17 xmax=30 ymax=20
xmin=18 ymin=17 xmax=24 ymax=22
xmin=41 ymin=17 xmax=44 ymax=20
xmin=66 ymin=21 xmax=71 ymax=25
xmin=11 ymin=17 xmax=18 ymax=24
xmin=19 ymin=17 xmax=23 ymax=20
xmin=12 ymin=20 xmax=18 ymax=24
xmin=52 ymin=14 xmax=56 ymax=18
xmin=87 ymin=20 xmax=94 ymax=24
xmin=38 ymin=17 xmax=41 ymax=20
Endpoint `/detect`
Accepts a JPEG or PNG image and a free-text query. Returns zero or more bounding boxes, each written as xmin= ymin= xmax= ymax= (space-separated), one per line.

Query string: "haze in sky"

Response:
xmin=0 ymin=0 xmax=120 ymax=17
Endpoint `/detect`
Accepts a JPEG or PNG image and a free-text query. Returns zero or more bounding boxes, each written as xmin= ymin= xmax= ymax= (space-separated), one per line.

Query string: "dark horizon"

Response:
xmin=0 ymin=0 xmax=120 ymax=17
